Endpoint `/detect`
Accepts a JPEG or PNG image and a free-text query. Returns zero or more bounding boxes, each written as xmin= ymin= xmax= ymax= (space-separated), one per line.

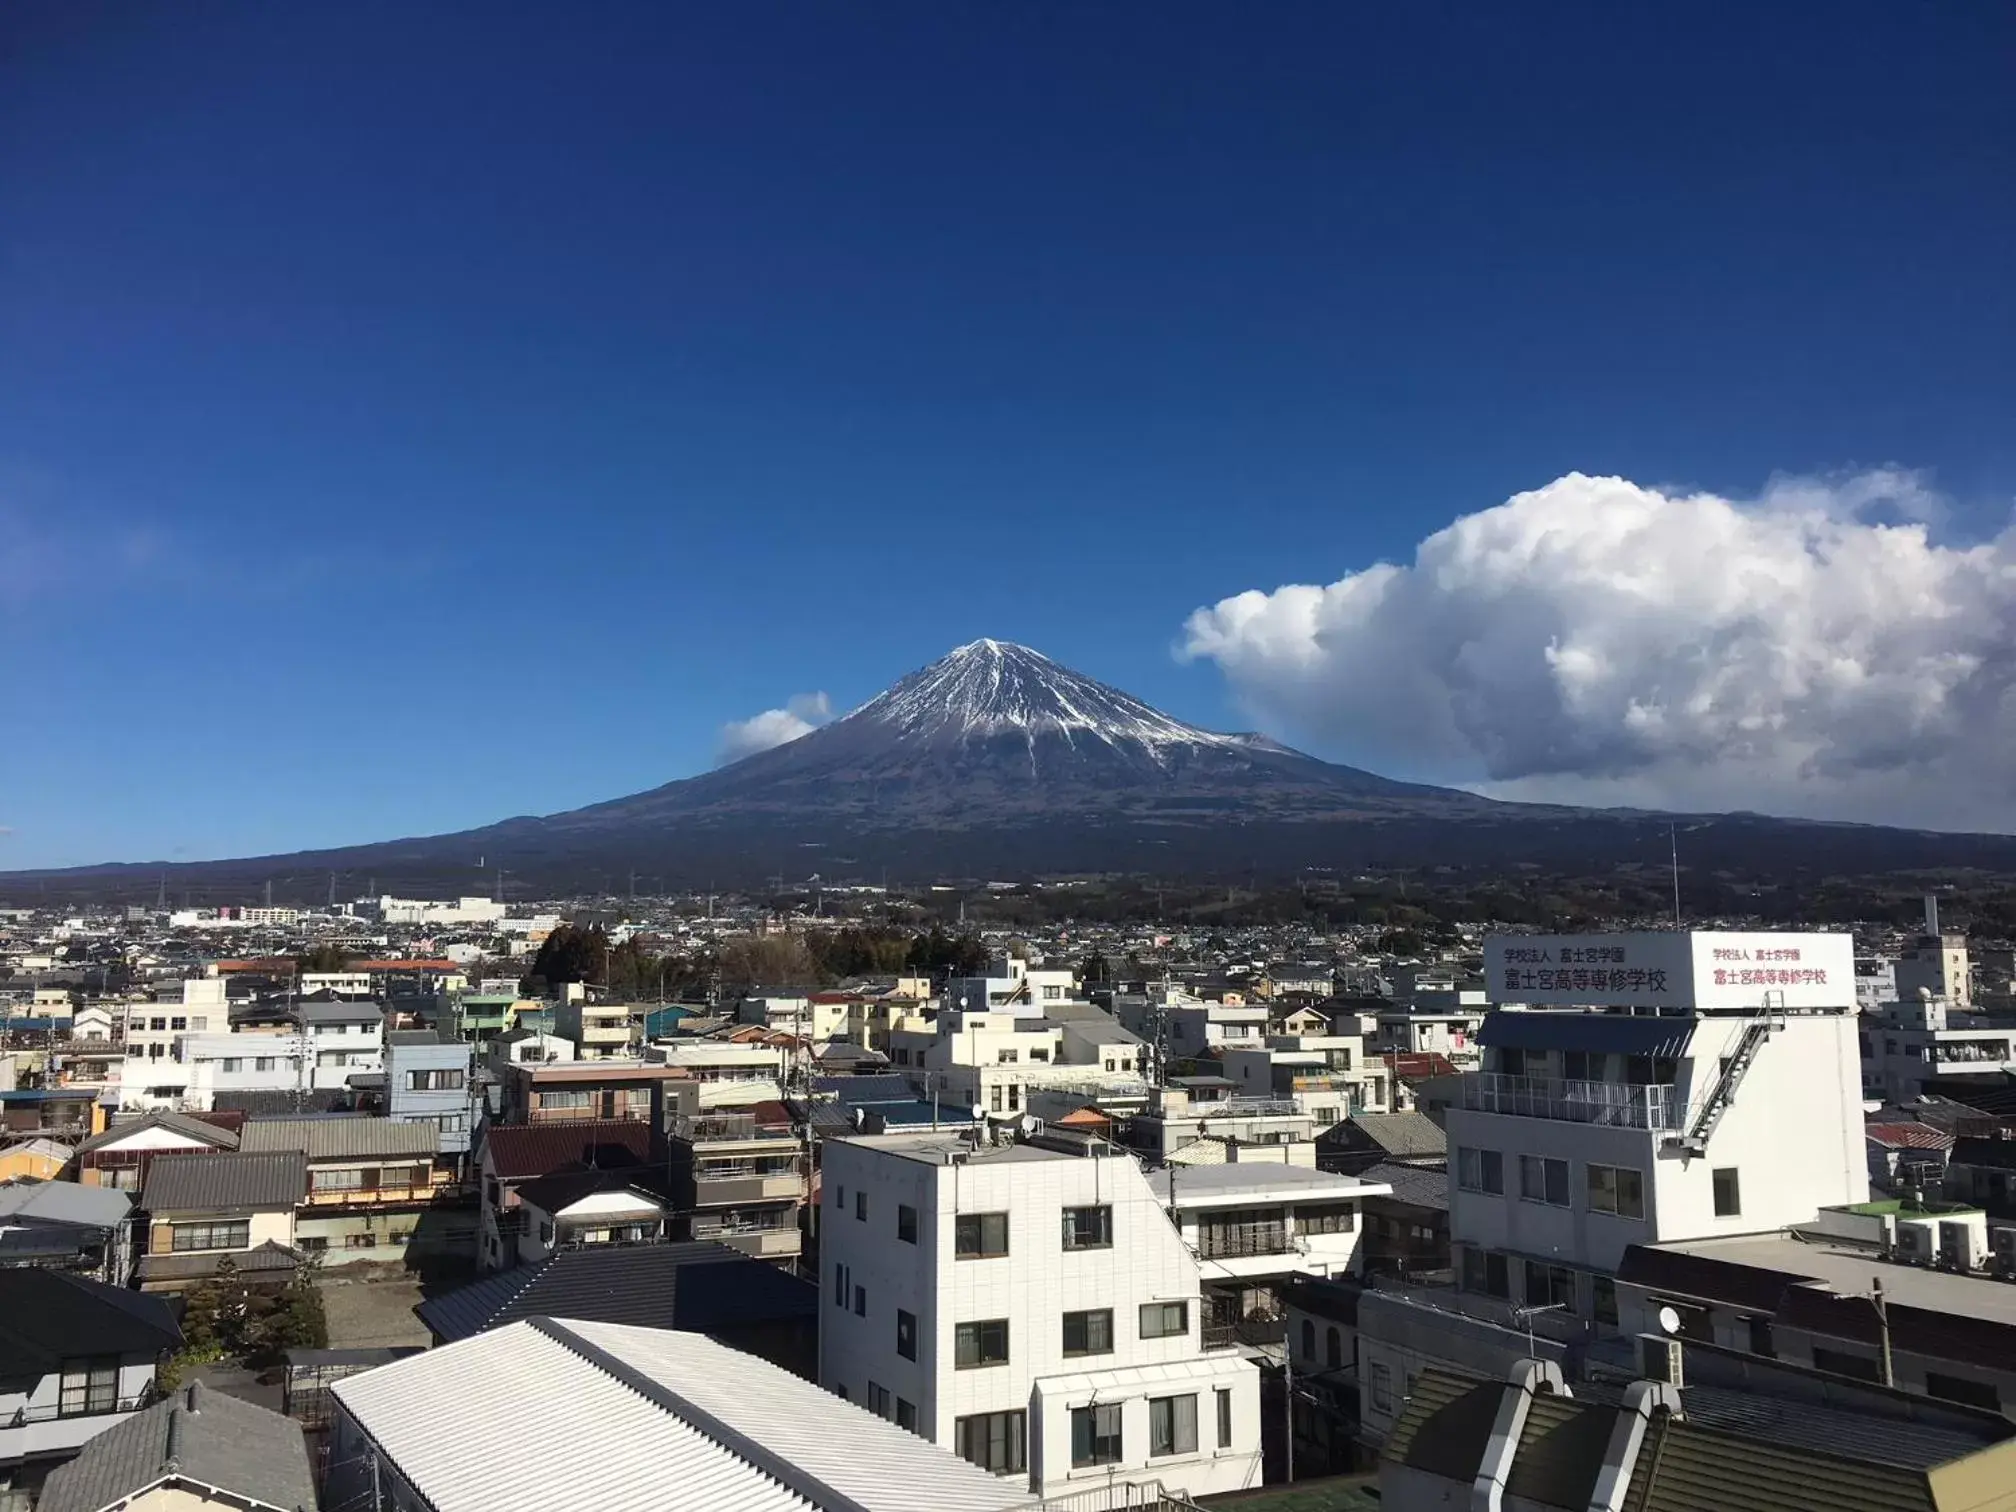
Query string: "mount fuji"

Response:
xmin=16 ymin=639 xmax=2016 ymax=897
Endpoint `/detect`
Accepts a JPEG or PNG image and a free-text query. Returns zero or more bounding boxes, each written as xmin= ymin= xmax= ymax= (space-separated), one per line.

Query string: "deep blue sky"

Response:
xmin=4 ymin=3 xmax=2012 ymax=867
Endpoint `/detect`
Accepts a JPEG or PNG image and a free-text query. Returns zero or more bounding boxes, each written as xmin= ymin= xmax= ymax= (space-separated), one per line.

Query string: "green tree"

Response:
xmin=248 ymin=1271 xmax=328 ymax=1361
xmin=296 ymin=943 xmax=352 ymax=975
xmin=522 ymin=925 xmax=610 ymax=994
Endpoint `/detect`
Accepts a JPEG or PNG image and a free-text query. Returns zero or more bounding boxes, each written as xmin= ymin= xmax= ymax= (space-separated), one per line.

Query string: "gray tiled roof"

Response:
xmin=38 ymin=1380 xmax=316 ymax=1512
xmin=1347 ymin=1111 xmax=1448 ymax=1159
xmin=1358 ymin=1160 xmax=1451 ymax=1212
xmin=136 ymin=1240 xmax=303 ymax=1283
xmin=141 ymin=1151 xmax=306 ymax=1213
xmin=238 ymin=1116 xmax=438 ymax=1161
xmin=74 ymin=1110 xmax=237 ymax=1155
xmin=0 ymin=1177 xmax=132 ymax=1227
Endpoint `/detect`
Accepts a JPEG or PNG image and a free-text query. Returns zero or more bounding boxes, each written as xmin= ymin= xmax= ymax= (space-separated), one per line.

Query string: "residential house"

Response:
xmin=381 ymin=1029 xmax=476 ymax=1155
xmin=68 ymin=1111 xmax=237 ymax=1191
xmin=1278 ymin=1276 xmax=1364 ymax=1476
xmin=1123 ymin=1080 xmax=1319 ymax=1163
xmin=819 ymin=1129 xmax=1265 ymax=1499
xmin=1220 ymin=1031 xmax=1388 ymax=1128
xmin=134 ymin=1150 xmax=306 ymax=1295
xmin=36 ymin=1381 xmax=316 ymax=1512
xmin=498 ymin=1059 xmax=690 ymax=1124
xmin=1353 ymin=1162 xmax=1451 ymax=1279
xmin=666 ymin=1101 xmax=805 ymax=1264
xmin=1944 ymin=1131 xmax=2016 ymax=1218
xmin=553 ymin=999 xmax=639 ymax=1059
xmin=327 ymin=1318 xmax=1041 ymax=1512
xmin=299 ymin=998 xmax=386 ymax=1090
xmin=1147 ymin=1161 xmax=1390 ymax=1346
xmin=115 ymin=1032 xmax=313 ymax=1113
xmin=413 ymin=1240 xmax=820 ymax=1374
xmin=1319 ymin=1110 xmax=1447 ymax=1177
xmin=1866 ymin=1121 xmax=1956 ymax=1193
xmin=237 ymin=1116 xmax=456 ymax=1265
xmin=0 ymin=1180 xmax=134 ymax=1283
xmin=0 ymin=1270 xmax=180 ymax=1506
xmin=1862 ymin=993 xmax=2015 ymax=1102
xmin=475 ymin=1121 xmax=655 ymax=1272
xmin=646 ymin=1039 xmax=788 ymax=1105
xmin=502 ymin=1169 xmax=671 ymax=1269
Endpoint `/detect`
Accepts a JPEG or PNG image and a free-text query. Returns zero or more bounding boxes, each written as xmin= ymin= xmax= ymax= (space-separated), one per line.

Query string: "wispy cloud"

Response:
xmin=1181 ymin=468 xmax=2016 ymax=832
xmin=718 ymin=692 xmax=833 ymax=764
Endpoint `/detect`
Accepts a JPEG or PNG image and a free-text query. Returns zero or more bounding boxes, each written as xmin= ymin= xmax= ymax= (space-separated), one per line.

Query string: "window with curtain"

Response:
xmin=1149 ymin=1394 xmax=1197 ymax=1456
xmin=1070 ymin=1403 xmax=1123 ymax=1467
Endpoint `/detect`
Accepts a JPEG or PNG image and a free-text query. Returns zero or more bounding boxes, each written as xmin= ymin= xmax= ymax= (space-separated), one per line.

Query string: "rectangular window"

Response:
xmin=1926 ymin=1371 xmax=2001 ymax=1412
xmin=407 ymin=1068 xmax=466 ymax=1090
xmin=1062 ymin=1204 xmax=1113 ymax=1250
xmin=1369 ymin=1361 xmax=1394 ymax=1412
xmin=1149 ymin=1394 xmax=1198 ymax=1457
xmin=1215 ymin=1387 xmax=1233 ymax=1448
xmin=897 ymin=1204 xmax=918 ymax=1244
xmin=58 ymin=1358 xmax=118 ymax=1417
xmin=1712 ymin=1167 xmax=1741 ymax=1218
xmin=855 ymin=1190 xmax=867 ymax=1222
xmin=1071 ymin=1403 xmax=1123 ymax=1468
xmin=1298 ymin=1202 xmax=1357 ymax=1235
xmin=867 ymin=1381 xmax=892 ymax=1419
xmin=1587 ymin=1164 xmax=1646 ymax=1220
xmin=955 ymin=1212 xmax=1009 ymax=1258
xmin=956 ymin=1410 xmax=1027 ymax=1474
xmin=896 ymin=1309 xmax=917 ymax=1361
xmin=1062 ymin=1308 xmax=1114 ymax=1357
xmin=1593 ymin=1275 xmax=1618 ymax=1326
xmin=1524 ymin=1261 xmax=1576 ymax=1310
xmin=220 ymin=1058 xmax=242 ymax=1073
xmin=1460 ymin=1247 xmax=1510 ymax=1298
xmin=255 ymin=1057 xmax=276 ymax=1072
xmin=311 ymin=1168 xmax=366 ymax=1192
xmin=955 ymin=1318 xmax=1010 ymax=1368
xmin=170 ymin=1016 xmax=187 ymax=1031
xmin=1139 ymin=1301 xmax=1189 ymax=1339
xmin=169 ymin=1220 xmax=249 ymax=1252
xmin=832 ymin=1262 xmax=849 ymax=1307
xmin=895 ymin=1398 xmax=918 ymax=1433
xmin=853 ymin=1285 xmax=867 ymax=1317
xmin=1456 ymin=1147 xmax=1504 ymax=1194
xmin=1519 ymin=1155 xmax=1570 ymax=1206
xmin=1563 ymin=1050 xmax=1596 ymax=1081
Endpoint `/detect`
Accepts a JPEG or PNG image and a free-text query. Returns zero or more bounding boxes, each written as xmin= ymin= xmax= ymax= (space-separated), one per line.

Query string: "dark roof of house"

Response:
xmin=480 ymin=1120 xmax=653 ymax=1181
xmin=136 ymin=1240 xmax=304 ymax=1285
xmin=810 ymin=1073 xmax=916 ymax=1105
xmin=1277 ymin=1274 xmax=1360 ymax=1327
xmin=1616 ymin=1244 xmax=1805 ymax=1315
xmin=0 ymin=1269 xmax=180 ymax=1370
xmin=212 ymin=1089 xmax=355 ymax=1116
xmin=1357 ymin=1161 xmax=1451 ymax=1212
xmin=141 ymin=1150 xmax=306 ymax=1214
xmin=512 ymin=1169 xmax=669 ymax=1216
xmin=74 ymin=1110 xmax=239 ymax=1156
xmin=1343 ymin=1111 xmax=1447 ymax=1160
xmin=414 ymin=1240 xmax=820 ymax=1343
xmin=38 ymin=1380 xmax=316 ymax=1512
xmin=299 ymin=1000 xmax=385 ymax=1025
xmin=1949 ymin=1134 xmax=2016 ymax=1171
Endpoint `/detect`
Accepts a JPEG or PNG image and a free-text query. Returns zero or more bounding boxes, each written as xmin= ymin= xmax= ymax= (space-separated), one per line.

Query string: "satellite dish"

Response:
xmin=1657 ymin=1306 xmax=1682 ymax=1336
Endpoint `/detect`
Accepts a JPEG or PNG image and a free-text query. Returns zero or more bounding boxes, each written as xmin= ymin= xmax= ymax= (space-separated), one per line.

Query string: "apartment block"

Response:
xmin=819 ymin=1129 xmax=1263 ymax=1499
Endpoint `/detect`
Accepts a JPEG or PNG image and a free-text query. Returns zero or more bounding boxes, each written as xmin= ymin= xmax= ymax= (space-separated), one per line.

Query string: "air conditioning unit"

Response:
xmin=1894 ymin=1221 xmax=1935 ymax=1266
xmin=1939 ymin=1219 xmax=1987 ymax=1272
xmin=1989 ymin=1226 xmax=2016 ymax=1278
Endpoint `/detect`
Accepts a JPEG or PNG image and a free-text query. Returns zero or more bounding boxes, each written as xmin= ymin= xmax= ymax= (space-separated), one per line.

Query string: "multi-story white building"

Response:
xmin=1113 ymin=990 xmax=1270 ymax=1063
xmin=1126 ymin=1081 xmax=1319 ymax=1163
xmin=115 ymin=1032 xmax=314 ymax=1111
xmin=1860 ymin=992 xmax=2016 ymax=1101
xmin=1447 ymin=931 xmax=1868 ymax=1325
xmin=646 ymin=1038 xmax=787 ymax=1105
xmin=1220 ymin=1032 xmax=1387 ymax=1127
xmin=120 ymin=980 xmax=227 ymax=1063
xmin=819 ymin=1130 xmax=1264 ymax=1499
xmin=300 ymin=999 xmax=385 ymax=1089
xmin=1896 ymin=897 xmax=1971 ymax=1006
xmin=888 ymin=999 xmax=1149 ymax=1122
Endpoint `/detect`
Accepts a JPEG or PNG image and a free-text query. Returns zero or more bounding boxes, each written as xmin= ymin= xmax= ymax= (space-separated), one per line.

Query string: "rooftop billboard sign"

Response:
xmin=1482 ymin=931 xmax=1855 ymax=1011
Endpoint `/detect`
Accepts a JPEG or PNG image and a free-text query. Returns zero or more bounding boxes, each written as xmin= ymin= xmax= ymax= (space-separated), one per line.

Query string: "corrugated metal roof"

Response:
xmin=239 ymin=1116 xmax=439 ymax=1161
xmin=0 ymin=1177 xmax=132 ymax=1227
xmin=1478 ymin=1009 xmax=1696 ymax=1057
xmin=333 ymin=1318 xmax=1037 ymax=1512
xmin=141 ymin=1150 xmax=306 ymax=1213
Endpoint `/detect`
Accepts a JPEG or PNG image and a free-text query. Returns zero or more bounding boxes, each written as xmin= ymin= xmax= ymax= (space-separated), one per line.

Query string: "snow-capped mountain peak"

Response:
xmin=847 ymin=639 xmax=1247 ymax=750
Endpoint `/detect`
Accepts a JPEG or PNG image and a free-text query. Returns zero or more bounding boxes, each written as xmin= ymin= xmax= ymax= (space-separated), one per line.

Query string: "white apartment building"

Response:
xmin=121 ymin=979 xmax=228 ymax=1062
xmin=945 ymin=957 xmax=1077 ymax=1015
xmin=300 ymin=971 xmax=374 ymax=998
xmin=890 ymin=1001 xmax=1149 ymax=1122
xmin=1447 ymin=931 xmax=1868 ymax=1325
xmin=819 ymin=1130 xmax=1265 ymax=1500
xmin=1372 ymin=1005 xmax=1485 ymax=1068
xmin=300 ymin=999 xmax=385 ymax=1088
xmin=116 ymin=1032 xmax=314 ymax=1111
xmin=1126 ymin=1081 xmax=1319 ymax=1163
xmin=373 ymin=895 xmax=507 ymax=926
xmin=646 ymin=1039 xmax=787 ymax=1104
xmin=1113 ymin=991 xmax=1271 ymax=1063
xmin=1861 ymin=991 xmax=2016 ymax=1101
xmin=1220 ymin=1033 xmax=1388 ymax=1127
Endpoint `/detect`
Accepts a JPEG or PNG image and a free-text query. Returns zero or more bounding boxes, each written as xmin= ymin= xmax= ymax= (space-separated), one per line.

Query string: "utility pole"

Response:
xmin=1873 ymin=1278 xmax=1894 ymax=1387
xmin=1283 ymin=1348 xmax=1295 ymax=1485
xmin=1669 ymin=824 xmax=1682 ymax=928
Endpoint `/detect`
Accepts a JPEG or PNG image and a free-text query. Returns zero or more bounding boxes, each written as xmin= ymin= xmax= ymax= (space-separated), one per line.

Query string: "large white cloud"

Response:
xmin=1181 ymin=471 xmax=2016 ymax=832
xmin=717 ymin=692 xmax=833 ymax=764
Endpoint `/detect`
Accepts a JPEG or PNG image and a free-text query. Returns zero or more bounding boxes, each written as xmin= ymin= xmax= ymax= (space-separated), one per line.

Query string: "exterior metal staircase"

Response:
xmin=1668 ymin=1015 xmax=1780 ymax=1155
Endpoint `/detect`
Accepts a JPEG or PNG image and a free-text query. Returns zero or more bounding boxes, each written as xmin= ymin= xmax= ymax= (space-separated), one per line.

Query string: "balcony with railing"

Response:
xmin=674 ymin=1111 xmax=796 ymax=1147
xmin=1457 ymin=1071 xmax=1678 ymax=1132
xmin=691 ymin=1214 xmax=802 ymax=1259
xmin=692 ymin=1154 xmax=805 ymax=1206
xmin=0 ymin=1391 xmax=153 ymax=1461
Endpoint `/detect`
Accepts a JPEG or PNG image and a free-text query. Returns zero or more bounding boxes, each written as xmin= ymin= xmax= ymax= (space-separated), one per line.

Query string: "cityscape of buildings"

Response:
xmin=1 ymin=888 xmax=2015 ymax=1510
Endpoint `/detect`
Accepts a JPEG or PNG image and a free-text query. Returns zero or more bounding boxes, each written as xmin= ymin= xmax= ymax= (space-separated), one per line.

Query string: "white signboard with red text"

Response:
xmin=1483 ymin=931 xmax=1855 ymax=1010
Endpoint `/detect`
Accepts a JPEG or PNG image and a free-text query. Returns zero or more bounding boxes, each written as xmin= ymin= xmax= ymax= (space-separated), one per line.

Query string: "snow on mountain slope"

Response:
xmin=845 ymin=639 xmax=1254 ymax=754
